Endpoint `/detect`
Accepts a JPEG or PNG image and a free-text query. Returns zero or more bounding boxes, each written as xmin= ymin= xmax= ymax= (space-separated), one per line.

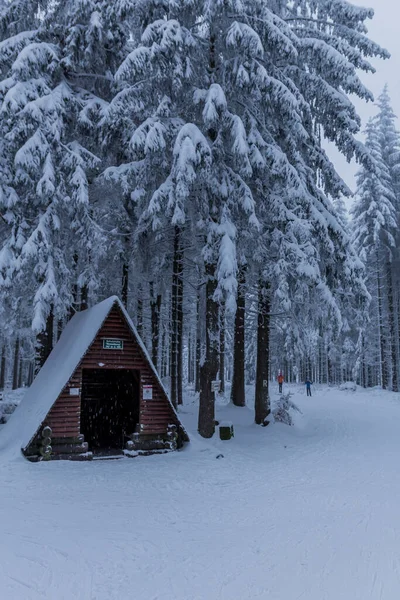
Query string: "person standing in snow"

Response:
xmin=305 ymin=380 xmax=312 ymax=397
xmin=277 ymin=373 xmax=284 ymax=394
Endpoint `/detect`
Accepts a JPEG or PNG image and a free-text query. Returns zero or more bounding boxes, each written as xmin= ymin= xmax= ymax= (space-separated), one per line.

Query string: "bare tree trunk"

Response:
xmin=161 ymin=325 xmax=168 ymax=378
xmin=255 ymin=280 xmax=271 ymax=425
xmin=35 ymin=306 xmax=54 ymax=373
xmin=121 ymin=262 xmax=129 ymax=308
xmin=12 ymin=337 xmax=20 ymax=390
xmin=170 ymin=228 xmax=179 ymax=408
xmin=231 ymin=266 xmax=246 ymax=406
xmin=136 ymin=285 xmax=143 ymax=337
xmin=198 ymin=263 xmax=219 ymax=438
xmin=68 ymin=253 xmax=79 ymax=320
xmin=57 ymin=316 xmax=64 ymax=341
xmin=27 ymin=361 xmax=34 ymax=386
xmin=177 ymin=231 xmax=184 ymax=405
xmin=219 ymin=302 xmax=225 ymax=394
xmin=387 ymin=263 xmax=398 ymax=392
xmin=18 ymin=357 xmax=23 ymax=388
xmin=195 ymin=289 xmax=201 ymax=393
xmin=0 ymin=345 xmax=5 ymax=390
xmin=188 ymin=330 xmax=192 ymax=384
xmin=318 ymin=325 xmax=324 ymax=384
xmin=376 ymin=255 xmax=387 ymax=389
xmin=150 ymin=282 xmax=162 ymax=370
xmin=80 ymin=285 xmax=88 ymax=311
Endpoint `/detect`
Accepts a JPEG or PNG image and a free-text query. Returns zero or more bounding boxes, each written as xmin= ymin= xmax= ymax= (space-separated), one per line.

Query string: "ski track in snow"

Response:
xmin=1 ymin=385 xmax=400 ymax=599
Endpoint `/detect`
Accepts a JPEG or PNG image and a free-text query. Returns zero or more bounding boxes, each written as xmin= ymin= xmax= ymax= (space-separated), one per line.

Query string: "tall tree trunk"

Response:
xmin=231 ymin=266 xmax=246 ymax=406
xmin=188 ymin=330 xmax=192 ymax=384
xmin=195 ymin=288 xmax=201 ymax=393
xmin=121 ymin=262 xmax=129 ymax=308
xmin=170 ymin=229 xmax=179 ymax=408
xmin=255 ymin=280 xmax=271 ymax=425
xmin=327 ymin=355 xmax=332 ymax=385
xmin=318 ymin=325 xmax=323 ymax=384
xmin=35 ymin=306 xmax=54 ymax=373
xmin=198 ymin=263 xmax=219 ymax=438
xmin=188 ymin=330 xmax=196 ymax=385
xmin=176 ymin=230 xmax=184 ymax=405
xmin=376 ymin=255 xmax=387 ymax=389
xmin=18 ymin=357 xmax=23 ymax=388
xmin=170 ymin=227 xmax=184 ymax=406
xmin=12 ymin=337 xmax=20 ymax=390
xmin=27 ymin=361 xmax=34 ymax=386
xmin=219 ymin=302 xmax=225 ymax=393
xmin=80 ymin=285 xmax=88 ymax=311
xmin=57 ymin=318 xmax=64 ymax=341
xmin=387 ymin=262 xmax=398 ymax=392
xmin=69 ymin=253 xmax=79 ymax=320
xmin=0 ymin=345 xmax=5 ymax=390
xmin=136 ymin=285 xmax=143 ymax=337
xmin=161 ymin=325 xmax=168 ymax=378
xmin=150 ymin=282 xmax=162 ymax=370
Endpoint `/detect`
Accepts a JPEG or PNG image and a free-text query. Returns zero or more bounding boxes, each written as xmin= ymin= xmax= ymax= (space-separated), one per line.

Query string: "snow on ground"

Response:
xmin=1 ymin=383 xmax=400 ymax=599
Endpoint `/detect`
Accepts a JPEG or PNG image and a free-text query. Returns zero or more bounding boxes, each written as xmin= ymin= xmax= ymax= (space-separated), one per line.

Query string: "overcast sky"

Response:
xmin=329 ymin=0 xmax=400 ymax=199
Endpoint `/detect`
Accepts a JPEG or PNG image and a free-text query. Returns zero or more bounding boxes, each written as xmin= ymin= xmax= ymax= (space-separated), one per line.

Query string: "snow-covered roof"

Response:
xmin=0 ymin=296 xmax=186 ymax=458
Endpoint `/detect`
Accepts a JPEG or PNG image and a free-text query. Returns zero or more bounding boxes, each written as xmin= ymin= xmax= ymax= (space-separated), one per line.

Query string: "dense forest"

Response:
xmin=0 ymin=0 xmax=398 ymax=437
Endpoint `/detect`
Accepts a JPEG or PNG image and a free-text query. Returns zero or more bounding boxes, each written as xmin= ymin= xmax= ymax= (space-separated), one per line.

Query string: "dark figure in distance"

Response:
xmin=277 ymin=373 xmax=284 ymax=394
xmin=305 ymin=380 xmax=312 ymax=397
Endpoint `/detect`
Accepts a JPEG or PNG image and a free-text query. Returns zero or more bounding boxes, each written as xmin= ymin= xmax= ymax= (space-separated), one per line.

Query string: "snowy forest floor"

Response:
xmin=1 ymin=384 xmax=400 ymax=599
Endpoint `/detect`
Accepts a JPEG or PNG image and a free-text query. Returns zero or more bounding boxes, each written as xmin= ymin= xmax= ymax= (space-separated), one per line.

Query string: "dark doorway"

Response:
xmin=81 ymin=369 xmax=139 ymax=453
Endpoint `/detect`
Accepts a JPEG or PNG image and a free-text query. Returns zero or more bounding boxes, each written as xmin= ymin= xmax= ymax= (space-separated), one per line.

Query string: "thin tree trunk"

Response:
xmin=219 ymin=302 xmax=225 ymax=393
xmin=176 ymin=229 xmax=184 ymax=405
xmin=319 ymin=325 xmax=323 ymax=384
xmin=170 ymin=228 xmax=180 ymax=408
xmin=69 ymin=252 xmax=79 ymax=320
xmin=121 ymin=262 xmax=129 ymax=308
xmin=198 ymin=263 xmax=219 ymax=438
xmin=188 ymin=330 xmax=192 ymax=384
xmin=27 ymin=362 xmax=34 ymax=386
xmin=0 ymin=345 xmax=5 ymax=390
xmin=137 ymin=285 xmax=143 ymax=337
xmin=18 ymin=357 xmax=23 ymax=388
xmin=57 ymin=318 xmax=63 ymax=341
xmin=195 ymin=289 xmax=201 ymax=393
xmin=255 ymin=280 xmax=271 ymax=425
xmin=376 ymin=255 xmax=386 ymax=389
xmin=150 ymin=282 xmax=162 ymax=370
xmin=35 ymin=306 xmax=54 ymax=373
xmin=387 ymin=262 xmax=398 ymax=391
xmin=80 ymin=285 xmax=88 ymax=311
xmin=12 ymin=337 xmax=20 ymax=390
xmin=161 ymin=325 xmax=168 ymax=378
xmin=231 ymin=266 xmax=246 ymax=406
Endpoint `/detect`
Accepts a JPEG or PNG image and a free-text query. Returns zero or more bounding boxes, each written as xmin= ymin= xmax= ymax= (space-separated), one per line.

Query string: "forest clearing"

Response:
xmin=1 ymin=0 xmax=400 ymax=598
xmin=1 ymin=383 xmax=399 ymax=600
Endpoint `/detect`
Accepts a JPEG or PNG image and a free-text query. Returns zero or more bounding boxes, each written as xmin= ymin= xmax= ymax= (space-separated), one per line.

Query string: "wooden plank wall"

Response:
xmin=44 ymin=305 xmax=178 ymax=441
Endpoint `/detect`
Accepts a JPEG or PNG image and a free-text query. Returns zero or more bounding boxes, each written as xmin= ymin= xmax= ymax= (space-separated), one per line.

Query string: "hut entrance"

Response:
xmin=81 ymin=369 xmax=139 ymax=454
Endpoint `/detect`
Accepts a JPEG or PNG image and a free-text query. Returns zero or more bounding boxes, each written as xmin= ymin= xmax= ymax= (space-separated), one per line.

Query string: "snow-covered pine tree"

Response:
xmin=106 ymin=0 xmax=268 ymax=435
xmin=103 ymin=0 xmax=387 ymax=434
xmin=374 ymin=86 xmax=400 ymax=391
xmin=352 ymin=118 xmax=397 ymax=389
xmin=0 ymin=1 xmax=124 ymax=365
xmin=244 ymin=0 xmax=385 ymax=412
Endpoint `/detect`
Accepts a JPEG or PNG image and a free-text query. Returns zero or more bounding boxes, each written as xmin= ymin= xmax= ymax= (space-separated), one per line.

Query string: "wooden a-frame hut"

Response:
xmin=0 ymin=296 xmax=188 ymax=461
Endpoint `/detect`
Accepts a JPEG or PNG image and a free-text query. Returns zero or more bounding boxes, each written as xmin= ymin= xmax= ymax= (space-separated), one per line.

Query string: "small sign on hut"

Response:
xmin=102 ymin=338 xmax=124 ymax=350
xmin=0 ymin=297 xmax=188 ymax=461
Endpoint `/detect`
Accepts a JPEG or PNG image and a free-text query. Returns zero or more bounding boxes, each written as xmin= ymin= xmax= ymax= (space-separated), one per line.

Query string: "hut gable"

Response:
xmin=0 ymin=297 xmax=187 ymax=460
